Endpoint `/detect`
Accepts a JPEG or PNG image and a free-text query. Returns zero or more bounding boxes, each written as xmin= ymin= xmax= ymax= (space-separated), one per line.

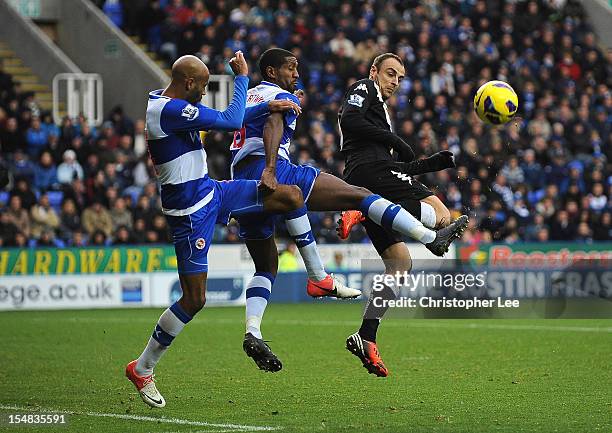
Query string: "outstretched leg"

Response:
xmin=308 ymin=173 xmax=466 ymax=256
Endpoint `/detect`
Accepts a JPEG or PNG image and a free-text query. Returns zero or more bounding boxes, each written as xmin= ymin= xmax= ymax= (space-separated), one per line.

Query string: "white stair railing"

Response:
xmin=52 ymin=73 xmax=103 ymax=126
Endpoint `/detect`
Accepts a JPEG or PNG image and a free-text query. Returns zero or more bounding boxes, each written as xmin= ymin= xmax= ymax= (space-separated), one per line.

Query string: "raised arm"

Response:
xmin=162 ymin=51 xmax=250 ymax=132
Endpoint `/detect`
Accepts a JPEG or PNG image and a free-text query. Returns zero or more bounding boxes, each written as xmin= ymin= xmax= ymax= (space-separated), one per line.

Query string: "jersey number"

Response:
xmin=231 ymin=127 xmax=246 ymax=150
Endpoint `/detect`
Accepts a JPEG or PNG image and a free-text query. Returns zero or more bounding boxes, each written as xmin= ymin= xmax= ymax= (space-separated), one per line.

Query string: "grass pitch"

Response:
xmin=1 ymin=303 xmax=611 ymax=432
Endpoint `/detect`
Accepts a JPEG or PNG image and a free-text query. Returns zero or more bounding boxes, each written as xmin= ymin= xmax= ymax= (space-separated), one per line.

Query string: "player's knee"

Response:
xmin=385 ymin=257 xmax=412 ymax=274
xmin=189 ymin=292 xmax=206 ymax=313
xmin=180 ymin=289 xmax=207 ymax=315
xmin=342 ymin=185 xmax=371 ymax=207
xmin=354 ymin=186 xmax=372 ymax=198
xmin=286 ymin=185 xmax=303 ymax=210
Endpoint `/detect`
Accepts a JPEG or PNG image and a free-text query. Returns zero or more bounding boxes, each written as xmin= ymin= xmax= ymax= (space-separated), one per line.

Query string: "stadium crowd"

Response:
xmin=0 ymin=0 xmax=610 ymax=249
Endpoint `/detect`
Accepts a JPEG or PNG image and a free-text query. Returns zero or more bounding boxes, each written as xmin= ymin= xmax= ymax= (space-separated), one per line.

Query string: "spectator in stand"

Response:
xmin=70 ymin=229 xmax=87 ymax=247
xmin=57 ymin=149 xmax=84 ymax=185
xmin=6 ymin=195 xmax=30 ymax=238
xmin=90 ymin=229 xmax=109 ymax=246
xmin=593 ymin=212 xmax=611 ymax=241
xmin=278 ymin=243 xmax=299 ymax=272
xmin=113 ymin=225 xmax=134 ymax=245
xmin=34 ymin=229 xmax=63 ymax=248
xmin=501 ymin=156 xmax=525 ymax=188
xmin=132 ymin=217 xmax=148 ymax=244
xmin=11 ymin=177 xmax=37 ymax=211
xmin=0 ymin=209 xmax=18 ymax=246
xmin=550 ymin=210 xmax=577 ymax=241
xmin=30 ymin=193 xmax=60 ymax=239
xmin=58 ymin=198 xmax=81 ymax=242
xmin=151 ymin=213 xmax=171 ymax=243
xmin=81 ymin=200 xmax=113 ymax=238
xmin=110 ymin=196 xmax=133 ymax=232
xmin=103 ymin=0 xmax=123 ymax=28
xmin=588 ymin=183 xmax=608 ymax=213
xmin=0 ymin=117 xmax=22 ymax=154
xmin=33 ymin=150 xmax=58 ymax=192
xmin=9 ymin=149 xmax=35 ymax=183
xmin=25 ymin=116 xmax=47 ymax=159
xmin=8 ymin=231 xmax=29 ymax=248
xmin=40 ymin=112 xmax=59 ymax=140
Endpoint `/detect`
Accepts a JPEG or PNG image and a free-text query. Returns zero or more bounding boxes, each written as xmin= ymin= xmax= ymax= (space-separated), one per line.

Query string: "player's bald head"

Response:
xmin=171 ymin=55 xmax=209 ymax=83
xmin=169 ymin=55 xmax=209 ymax=104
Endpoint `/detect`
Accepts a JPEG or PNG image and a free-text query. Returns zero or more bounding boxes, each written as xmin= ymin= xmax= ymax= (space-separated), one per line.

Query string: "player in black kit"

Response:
xmin=337 ymin=53 xmax=468 ymax=377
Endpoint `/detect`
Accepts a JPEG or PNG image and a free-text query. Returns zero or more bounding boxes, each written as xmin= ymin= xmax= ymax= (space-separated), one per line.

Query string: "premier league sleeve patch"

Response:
xmin=181 ymin=104 xmax=199 ymax=121
xmin=348 ymin=93 xmax=365 ymax=107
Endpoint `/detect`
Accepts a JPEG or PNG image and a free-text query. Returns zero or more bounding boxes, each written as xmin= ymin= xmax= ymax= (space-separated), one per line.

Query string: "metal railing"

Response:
xmin=52 ymin=73 xmax=103 ymax=126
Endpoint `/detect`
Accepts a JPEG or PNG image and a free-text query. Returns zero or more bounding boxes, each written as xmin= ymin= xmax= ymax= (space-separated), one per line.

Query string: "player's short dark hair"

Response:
xmin=258 ymin=48 xmax=296 ymax=80
xmin=371 ymin=53 xmax=404 ymax=71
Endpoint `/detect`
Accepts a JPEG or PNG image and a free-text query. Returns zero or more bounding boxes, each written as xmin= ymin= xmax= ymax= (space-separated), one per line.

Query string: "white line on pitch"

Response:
xmin=25 ymin=316 xmax=612 ymax=333
xmin=0 ymin=404 xmax=280 ymax=432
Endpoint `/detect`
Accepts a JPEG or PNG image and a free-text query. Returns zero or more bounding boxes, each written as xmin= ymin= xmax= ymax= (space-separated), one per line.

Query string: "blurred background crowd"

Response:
xmin=0 ymin=0 xmax=610 ymax=249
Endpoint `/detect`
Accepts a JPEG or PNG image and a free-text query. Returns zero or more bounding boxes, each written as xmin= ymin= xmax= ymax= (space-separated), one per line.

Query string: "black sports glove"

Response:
xmin=428 ymin=150 xmax=456 ymax=170
xmin=398 ymin=150 xmax=456 ymax=176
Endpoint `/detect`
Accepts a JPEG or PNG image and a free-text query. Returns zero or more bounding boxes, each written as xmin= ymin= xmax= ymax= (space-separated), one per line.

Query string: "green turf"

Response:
xmin=1 ymin=304 xmax=611 ymax=432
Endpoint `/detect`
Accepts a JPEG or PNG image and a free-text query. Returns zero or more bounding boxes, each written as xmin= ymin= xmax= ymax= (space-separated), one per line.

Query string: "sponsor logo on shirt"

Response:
xmin=181 ymin=104 xmax=199 ymax=121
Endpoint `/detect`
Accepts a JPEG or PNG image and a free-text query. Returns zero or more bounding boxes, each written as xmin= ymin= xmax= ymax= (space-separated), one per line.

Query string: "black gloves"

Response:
xmin=428 ymin=150 xmax=456 ymax=171
xmin=398 ymin=150 xmax=456 ymax=176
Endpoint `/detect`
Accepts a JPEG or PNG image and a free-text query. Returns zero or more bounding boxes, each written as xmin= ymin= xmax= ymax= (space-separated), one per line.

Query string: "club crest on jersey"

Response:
xmin=181 ymin=104 xmax=199 ymax=121
xmin=355 ymin=83 xmax=368 ymax=93
xmin=348 ymin=94 xmax=365 ymax=107
xmin=195 ymin=238 xmax=206 ymax=249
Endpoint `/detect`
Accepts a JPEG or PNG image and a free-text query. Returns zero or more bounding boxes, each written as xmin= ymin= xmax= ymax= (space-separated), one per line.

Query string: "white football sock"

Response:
xmin=245 ymin=272 xmax=274 ymax=339
xmin=361 ymin=195 xmax=436 ymax=244
xmin=285 ymin=211 xmax=327 ymax=281
xmin=135 ymin=303 xmax=192 ymax=376
xmin=420 ymin=202 xmax=437 ymax=229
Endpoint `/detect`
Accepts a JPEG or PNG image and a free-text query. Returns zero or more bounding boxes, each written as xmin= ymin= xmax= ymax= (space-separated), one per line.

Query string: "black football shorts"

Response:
xmin=344 ymin=161 xmax=434 ymax=255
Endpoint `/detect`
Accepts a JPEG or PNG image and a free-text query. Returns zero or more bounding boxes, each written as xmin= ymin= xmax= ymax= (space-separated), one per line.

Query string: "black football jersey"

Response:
xmin=338 ymin=78 xmax=414 ymax=176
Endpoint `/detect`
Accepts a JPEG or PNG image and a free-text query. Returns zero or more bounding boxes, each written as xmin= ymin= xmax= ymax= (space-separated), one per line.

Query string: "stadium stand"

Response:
xmin=0 ymin=0 xmax=610 ymax=248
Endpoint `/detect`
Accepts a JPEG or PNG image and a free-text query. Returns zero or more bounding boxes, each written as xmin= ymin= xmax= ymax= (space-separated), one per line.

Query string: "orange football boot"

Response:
xmin=307 ymin=274 xmax=361 ymax=298
xmin=125 ymin=360 xmax=166 ymax=407
xmin=346 ymin=333 xmax=389 ymax=377
xmin=336 ymin=210 xmax=365 ymax=240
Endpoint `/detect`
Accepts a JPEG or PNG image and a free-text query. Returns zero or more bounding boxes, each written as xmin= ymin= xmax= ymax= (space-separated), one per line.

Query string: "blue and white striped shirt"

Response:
xmin=230 ymin=81 xmax=300 ymax=167
xmin=145 ymin=75 xmax=248 ymax=216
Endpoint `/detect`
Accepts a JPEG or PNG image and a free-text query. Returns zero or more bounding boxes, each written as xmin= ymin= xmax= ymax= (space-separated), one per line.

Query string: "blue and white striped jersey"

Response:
xmin=230 ymin=81 xmax=300 ymax=167
xmin=146 ymin=75 xmax=248 ymax=216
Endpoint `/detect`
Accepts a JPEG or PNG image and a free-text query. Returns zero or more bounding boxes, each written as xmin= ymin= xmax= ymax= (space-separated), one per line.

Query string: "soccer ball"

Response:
xmin=473 ymin=80 xmax=518 ymax=125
